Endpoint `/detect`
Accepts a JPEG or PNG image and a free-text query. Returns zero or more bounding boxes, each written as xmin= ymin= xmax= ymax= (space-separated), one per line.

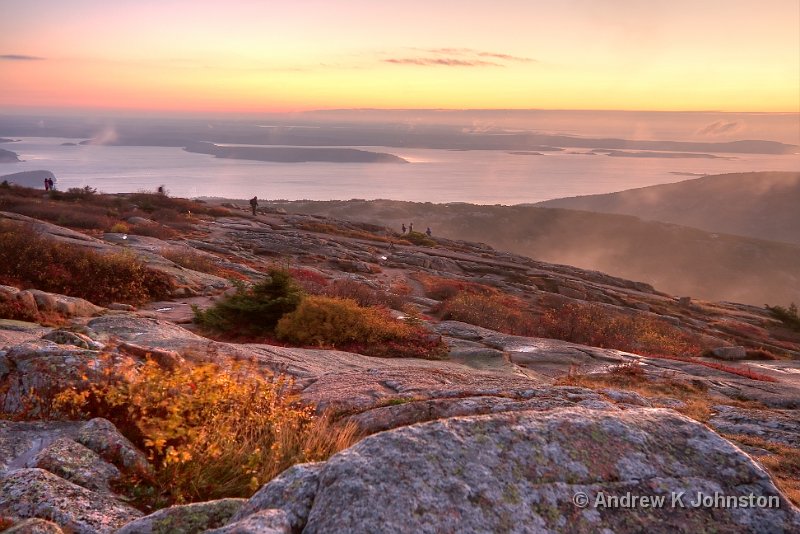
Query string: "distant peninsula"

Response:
xmin=184 ymin=142 xmax=408 ymax=164
xmin=0 ymin=148 xmax=20 ymax=163
xmin=0 ymin=138 xmax=18 ymax=143
xmin=0 ymin=170 xmax=54 ymax=187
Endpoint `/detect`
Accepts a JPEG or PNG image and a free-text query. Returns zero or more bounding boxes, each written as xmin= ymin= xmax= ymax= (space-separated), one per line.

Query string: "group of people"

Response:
xmin=43 ymin=177 xmax=55 ymax=191
xmin=401 ymin=223 xmax=432 ymax=237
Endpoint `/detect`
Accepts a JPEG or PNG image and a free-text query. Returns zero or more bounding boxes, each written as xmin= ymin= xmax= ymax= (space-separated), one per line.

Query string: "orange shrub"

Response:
xmin=435 ymin=292 xmax=537 ymax=336
xmin=323 ymin=278 xmax=407 ymax=309
xmin=415 ymin=273 xmax=497 ymax=301
xmin=539 ymin=303 xmax=702 ymax=357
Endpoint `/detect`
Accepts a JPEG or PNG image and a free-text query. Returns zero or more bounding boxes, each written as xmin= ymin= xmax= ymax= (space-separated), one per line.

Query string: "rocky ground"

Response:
xmin=1 ymin=203 xmax=799 ymax=533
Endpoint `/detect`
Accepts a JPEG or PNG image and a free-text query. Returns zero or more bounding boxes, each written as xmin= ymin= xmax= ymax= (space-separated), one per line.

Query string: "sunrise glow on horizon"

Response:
xmin=1 ymin=0 xmax=798 ymax=114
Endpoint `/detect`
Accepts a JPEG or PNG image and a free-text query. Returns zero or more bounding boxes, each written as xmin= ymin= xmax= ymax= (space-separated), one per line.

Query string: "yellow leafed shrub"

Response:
xmin=54 ymin=360 xmax=359 ymax=506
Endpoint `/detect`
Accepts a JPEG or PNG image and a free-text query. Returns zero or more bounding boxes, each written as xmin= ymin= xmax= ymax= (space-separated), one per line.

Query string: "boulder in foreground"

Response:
xmin=281 ymin=407 xmax=799 ymax=533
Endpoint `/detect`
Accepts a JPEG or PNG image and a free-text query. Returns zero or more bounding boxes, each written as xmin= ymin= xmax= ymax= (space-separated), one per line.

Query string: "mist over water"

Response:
xmin=3 ymin=137 xmax=799 ymax=204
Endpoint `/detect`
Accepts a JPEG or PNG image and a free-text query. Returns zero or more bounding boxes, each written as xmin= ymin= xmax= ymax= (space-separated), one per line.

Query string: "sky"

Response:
xmin=1 ymin=0 xmax=798 ymax=113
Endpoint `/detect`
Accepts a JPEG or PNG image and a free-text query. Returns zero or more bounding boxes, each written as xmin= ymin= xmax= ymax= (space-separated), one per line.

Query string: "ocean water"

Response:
xmin=2 ymin=137 xmax=799 ymax=204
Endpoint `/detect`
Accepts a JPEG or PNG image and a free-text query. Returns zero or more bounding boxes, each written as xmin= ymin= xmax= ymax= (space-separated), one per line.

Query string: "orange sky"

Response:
xmin=1 ymin=0 xmax=798 ymax=113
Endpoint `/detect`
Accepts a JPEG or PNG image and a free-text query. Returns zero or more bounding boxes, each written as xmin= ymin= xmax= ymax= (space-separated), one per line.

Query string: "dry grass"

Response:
xmin=297 ymin=221 xmax=396 ymax=243
xmin=54 ymin=359 xmax=360 ymax=508
xmin=557 ymin=363 xmax=771 ymax=424
xmin=559 ymin=363 xmax=705 ymax=399
xmin=722 ymin=434 xmax=800 ymax=506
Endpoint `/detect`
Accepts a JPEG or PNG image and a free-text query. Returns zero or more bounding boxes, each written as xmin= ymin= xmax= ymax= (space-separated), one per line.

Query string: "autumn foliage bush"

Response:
xmin=433 ymin=283 xmax=701 ymax=358
xmin=415 ymin=273 xmax=498 ymax=301
xmin=436 ymin=292 xmax=537 ymax=336
xmin=276 ymin=296 xmax=446 ymax=359
xmin=55 ymin=360 xmax=359 ymax=507
xmin=322 ymin=278 xmax=407 ymax=309
xmin=0 ymin=222 xmax=173 ymax=305
xmin=538 ymin=302 xmax=702 ymax=357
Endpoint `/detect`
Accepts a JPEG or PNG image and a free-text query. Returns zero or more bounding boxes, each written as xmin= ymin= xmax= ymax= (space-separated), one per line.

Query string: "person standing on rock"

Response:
xmin=426 ymin=227 xmax=432 ymax=237
xmin=250 ymin=196 xmax=258 ymax=216
xmin=401 ymin=223 xmax=406 ymax=234
xmin=409 ymin=222 xmax=414 ymax=233
xmin=44 ymin=178 xmax=50 ymax=191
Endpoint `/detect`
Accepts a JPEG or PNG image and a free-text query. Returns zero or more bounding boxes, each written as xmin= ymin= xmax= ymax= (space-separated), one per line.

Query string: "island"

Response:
xmin=183 ymin=142 xmax=408 ymax=164
xmin=598 ymin=150 xmax=725 ymax=159
xmin=0 ymin=148 xmax=21 ymax=163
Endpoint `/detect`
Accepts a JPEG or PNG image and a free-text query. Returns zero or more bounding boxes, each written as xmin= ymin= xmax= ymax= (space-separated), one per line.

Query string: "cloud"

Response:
xmin=0 ymin=54 xmax=46 ymax=61
xmin=423 ymin=48 xmax=536 ymax=63
xmin=383 ymin=57 xmax=502 ymax=67
xmin=697 ymin=121 xmax=744 ymax=137
xmin=382 ymin=47 xmax=536 ymax=68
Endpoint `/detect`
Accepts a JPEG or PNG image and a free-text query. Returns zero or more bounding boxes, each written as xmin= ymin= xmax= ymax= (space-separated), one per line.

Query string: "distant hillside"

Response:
xmin=265 ymin=199 xmax=800 ymax=307
xmin=536 ymin=172 xmax=800 ymax=245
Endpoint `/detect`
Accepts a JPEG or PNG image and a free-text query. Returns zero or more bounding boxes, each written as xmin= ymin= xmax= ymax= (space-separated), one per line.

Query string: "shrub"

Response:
xmin=766 ymin=303 xmax=800 ymax=332
xmin=129 ymin=223 xmax=178 ymax=240
xmin=194 ymin=269 xmax=304 ymax=336
xmin=436 ymin=292 xmax=537 ymax=335
xmin=110 ymin=222 xmax=130 ymax=233
xmin=61 ymin=185 xmax=98 ymax=200
xmin=126 ymin=192 xmax=229 ymax=218
xmin=415 ymin=273 xmax=497 ymax=301
xmin=6 ymin=202 xmax=115 ymax=230
xmin=161 ymin=248 xmax=221 ymax=275
xmin=323 ymin=278 xmax=407 ymax=309
xmin=538 ymin=303 xmax=702 ymax=357
xmin=54 ymin=360 xmax=359 ymax=506
xmin=0 ymin=297 xmax=38 ymax=322
xmin=276 ymin=296 xmax=446 ymax=359
xmin=0 ymin=222 xmax=173 ymax=305
xmin=404 ymin=230 xmax=436 ymax=247
xmin=288 ymin=267 xmax=329 ymax=294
